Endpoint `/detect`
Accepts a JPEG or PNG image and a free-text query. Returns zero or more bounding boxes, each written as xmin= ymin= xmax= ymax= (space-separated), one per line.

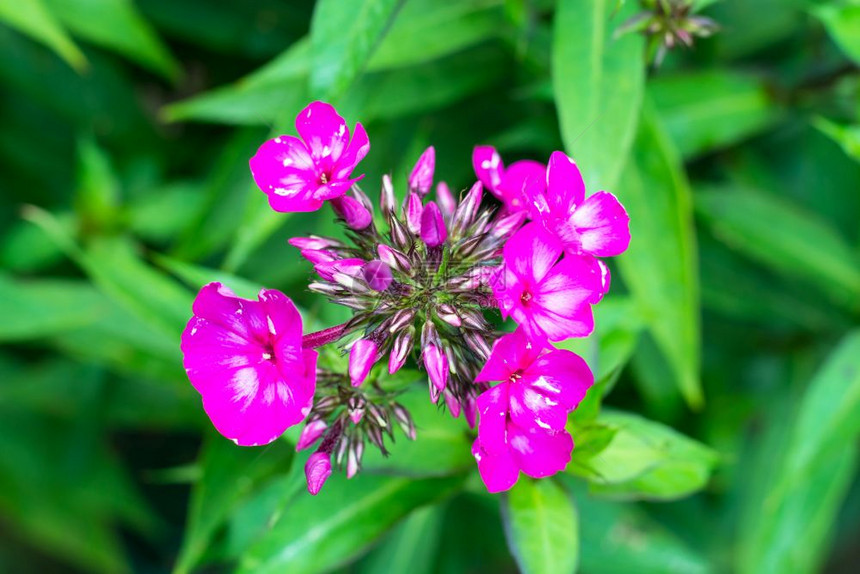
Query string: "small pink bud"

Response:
xmin=423 ymin=343 xmax=448 ymax=391
xmin=388 ymin=309 xmax=415 ymax=334
xmin=349 ymin=339 xmax=379 ymax=387
xmin=451 ymin=181 xmax=483 ymax=236
xmin=331 ymin=196 xmax=372 ymax=230
xmin=420 ymin=201 xmax=447 ymax=247
xmin=389 ymin=329 xmax=414 ymax=374
xmin=301 ymin=249 xmax=338 ymax=266
xmin=490 ymin=210 xmax=527 ymax=239
xmin=436 ymin=304 xmax=461 ymax=327
xmin=380 ymin=174 xmax=397 ymax=216
xmin=348 ymin=396 xmax=366 ymax=425
xmin=377 ymin=244 xmax=412 ymax=272
xmin=352 ymin=185 xmax=373 ymax=212
xmin=392 ymin=403 xmax=416 ymax=440
xmin=314 ymin=257 xmax=365 ymax=281
xmin=289 ymin=236 xmax=342 ymax=251
xmin=305 ymin=452 xmax=332 ymax=495
xmin=408 ymin=146 xmax=435 ymax=196
xmin=405 ymin=192 xmax=423 ymax=234
xmin=389 ymin=217 xmax=410 ymax=248
xmin=464 ymin=394 xmax=477 ymax=429
xmin=296 ymin=419 xmax=328 ymax=451
xmin=362 ymin=260 xmax=393 ymax=291
xmin=347 ymin=439 xmax=364 ymax=479
xmin=436 ymin=181 xmax=456 ymax=220
xmin=429 ymin=380 xmax=441 ymax=403
xmin=444 ymin=390 xmax=461 ymax=418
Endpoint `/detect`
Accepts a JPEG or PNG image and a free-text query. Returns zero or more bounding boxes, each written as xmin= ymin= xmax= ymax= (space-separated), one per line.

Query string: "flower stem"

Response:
xmin=302 ymin=322 xmax=350 ymax=349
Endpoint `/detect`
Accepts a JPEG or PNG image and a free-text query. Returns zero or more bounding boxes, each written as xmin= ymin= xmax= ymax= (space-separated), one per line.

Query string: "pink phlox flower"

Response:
xmin=249 ymin=101 xmax=370 ymax=213
xmin=181 ymin=283 xmax=317 ymax=446
xmin=473 ymin=146 xmax=546 ymax=214
xmin=530 ymin=151 xmax=630 ymax=257
xmin=493 ymin=223 xmax=604 ymax=342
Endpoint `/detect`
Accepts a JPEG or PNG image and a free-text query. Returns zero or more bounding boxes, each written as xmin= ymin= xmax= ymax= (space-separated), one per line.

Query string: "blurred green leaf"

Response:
xmin=0 ymin=0 xmax=86 ymax=71
xmin=155 ymin=254 xmax=264 ymax=300
xmin=813 ymin=1 xmax=860 ymax=66
xmin=237 ymin=473 xmax=465 ymax=574
xmin=571 ymin=410 xmax=718 ymax=501
xmin=356 ymin=505 xmax=444 ymax=574
xmin=814 ymin=116 xmax=860 ymax=162
xmin=617 ymin=105 xmax=702 ymax=407
xmin=649 ymin=70 xmax=782 ymax=159
xmin=43 ymin=0 xmax=180 ymax=80
xmin=739 ymin=331 xmax=860 ymax=574
xmin=309 ymin=0 xmax=403 ymax=100
xmin=502 ymin=478 xmax=579 ymax=574
xmin=695 ymin=186 xmax=860 ymax=312
xmin=175 ymin=436 xmax=294 ymax=574
xmin=553 ymin=0 xmax=644 ymax=192
xmin=75 ymin=137 xmax=121 ymax=233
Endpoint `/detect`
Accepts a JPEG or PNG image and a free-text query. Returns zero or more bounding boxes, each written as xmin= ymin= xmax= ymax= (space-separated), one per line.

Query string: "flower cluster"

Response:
xmin=180 ymin=101 xmax=630 ymax=495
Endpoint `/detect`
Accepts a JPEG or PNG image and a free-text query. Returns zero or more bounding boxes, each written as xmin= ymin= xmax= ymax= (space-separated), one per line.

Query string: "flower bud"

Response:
xmin=362 ymin=260 xmax=393 ymax=292
xmin=348 ymin=395 xmax=366 ymax=425
xmin=301 ymin=249 xmax=338 ymax=266
xmin=296 ymin=419 xmax=328 ymax=451
xmin=392 ymin=403 xmax=417 ymax=440
xmin=436 ymin=181 xmax=456 ymax=221
xmin=331 ymin=195 xmax=372 ymax=230
xmin=429 ymin=380 xmax=441 ymax=403
xmin=420 ymin=201 xmax=447 ymax=247
xmin=352 ymin=185 xmax=374 ymax=213
xmin=347 ymin=438 xmax=364 ymax=479
xmin=389 ymin=328 xmax=413 ymax=374
xmin=444 ymin=389 xmax=461 ymax=418
xmin=309 ymin=282 xmax=344 ymax=296
xmin=388 ymin=216 xmax=410 ymax=249
xmin=380 ymin=174 xmax=397 ymax=216
xmin=459 ymin=309 xmax=488 ymax=330
xmin=332 ymin=270 xmax=370 ymax=294
xmin=289 ymin=236 xmax=342 ymax=250
xmin=421 ymin=320 xmax=439 ymax=349
xmin=464 ymin=331 xmax=491 ymax=360
xmin=423 ymin=343 xmax=448 ymax=391
xmin=349 ymin=339 xmax=378 ymax=387
xmin=464 ymin=394 xmax=477 ymax=429
xmin=314 ymin=257 xmax=365 ymax=281
xmin=436 ymin=303 xmax=461 ymax=327
xmin=408 ymin=146 xmax=435 ymax=196
xmin=367 ymin=403 xmax=389 ymax=429
xmin=490 ymin=210 xmax=527 ymax=239
xmin=377 ymin=244 xmax=411 ymax=272
xmin=451 ymin=181 xmax=483 ymax=236
xmin=405 ymin=192 xmax=423 ymax=234
xmin=305 ymin=452 xmax=332 ymax=496
xmin=388 ymin=309 xmax=415 ymax=334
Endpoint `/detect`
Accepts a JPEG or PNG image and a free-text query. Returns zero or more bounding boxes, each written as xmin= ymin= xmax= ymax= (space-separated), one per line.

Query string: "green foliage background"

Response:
xmin=1 ymin=0 xmax=859 ymax=572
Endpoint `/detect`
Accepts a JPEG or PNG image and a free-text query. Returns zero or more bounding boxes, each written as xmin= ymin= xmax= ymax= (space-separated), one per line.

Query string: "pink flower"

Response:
xmin=249 ymin=101 xmax=370 ymax=213
xmin=493 ymin=223 xmax=603 ymax=342
xmin=473 ymin=146 xmax=545 ymax=213
xmin=530 ymin=151 xmax=630 ymax=257
xmin=305 ymin=451 xmax=332 ymax=495
xmin=181 ymin=283 xmax=317 ymax=446
xmin=476 ymin=328 xmax=593 ymax=432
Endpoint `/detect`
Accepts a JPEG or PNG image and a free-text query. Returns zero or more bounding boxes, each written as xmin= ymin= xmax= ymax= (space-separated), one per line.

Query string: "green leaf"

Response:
xmin=617 ymin=105 xmax=702 ymax=407
xmin=356 ymin=505 xmax=445 ymax=574
xmin=175 ymin=436 xmax=294 ymax=574
xmin=813 ymin=1 xmax=860 ymax=66
xmin=552 ymin=0 xmax=645 ymax=192
xmin=74 ymin=137 xmax=121 ymax=232
xmin=0 ymin=275 xmax=109 ymax=341
xmin=0 ymin=0 xmax=86 ymax=71
xmin=738 ymin=331 xmax=860 ymax=574
xmin=237 ymin=473 xmax=465 ymax=574
xmin=502 ymin=478 xmax=579 ymax=574
xmin=695 ymin=186 xmax=860 ymax=312
xmin=814 ymin=116 xmax=860 ymax=163
xmin=572 ymin=410 xmax=718 ymax=501
xmin=309 ymin=0 xmax=403 ymax=100
xmin=43 ymin=0 xmax=180 ymax=81
xmin=155 ymin=254 xmax=264 ymax=300
xmin=649 ymin=70 xmax=782 ymax=159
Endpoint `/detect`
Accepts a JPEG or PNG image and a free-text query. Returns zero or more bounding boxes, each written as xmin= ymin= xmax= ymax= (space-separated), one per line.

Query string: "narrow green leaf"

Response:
xmin=649 ymin=70 xmax=782 ymax=159
xmin=357 ymin=505 xmax=445 ymax=574
xmin=502 ymin=478 xmax=579 ymax=574
xmin=309 ymin=0 xmax=403 ymax=100
xmin=0 ymin=0 xmax=86 ymax=71
xmin=155 ymin=254 xmax=264 ymax=300
xmin=695 ymin=186 xmax=860 ymax=312
xmin=617 ymin=105 xmax=702 ymax=407
xmin=43 ymin=0 xmax=180 ymax=81
xmin=813 ymin=1 xmax=860 ymax=66
xmin=814 ymin=116 xmax=860 ymax=163
xmin=552 ymin=0 xmax=645 ymax=192
xmin=739 ymin=331 xmax=860 ymax=574
xmin=237 ymin=473 xmax=465 ymax=574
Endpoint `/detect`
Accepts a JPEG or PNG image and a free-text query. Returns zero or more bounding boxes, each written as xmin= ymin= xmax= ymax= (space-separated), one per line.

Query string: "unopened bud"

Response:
xmin=314 ymin=257 xmax=365 ymax=281
xmin=352 ymin=186 xmax=373 ymax=213
xmin=380 ymin=174 xmax=397 ymax=216
xmin=301 ymin=249 xmax=338 ymax=266
xmin=404 ymin=192 xmax=423 ymax=234
xmin=296 ymin=419 xmax=328 ymax=451
xmin=444 ymin=390 xmax=461 ymax=418
xmin=377 ymin=244 xmax=411 ymax=272
xmin=490 ymin=210 xmax=527 ymax=239
xmin=362 ymin=260 xmax=393 ymax=292
xmin=460 ymin=309 xmax=488 ymax=330
xmin=436 ymin=303 xmax=461 ymax=327
xmin=389 ymin=309 xmax=415 ymax=334
xmin=389 ymin=328 xmax=414 ymax=374
xmin=408 ymin=146 xmax=435 ymax=196
xmin=423 ymin=343 xmax=448 ymax=391
xmin=289 ymin=236 xmax=342 ymax=251
xmin=305 ymin=452 xmax=332 ymax=496
xmin=421 ymin=320 xmax=440 ymax=349
xmin=464 ymin=394 xmax=477 ymax=429
xmin=367 ymin=403 xmax=389 ymax=429
xmin=348 ymin=395 xmax=366 ymax=424
xmin=436 ymin=181 xmax=456 ymax=221
xmin=392 ymin=403 xmax=417 ymax=440
xmin=347 ymin=437 xmax=364 ymax=479
xmin=332 ymin=271 xmax=370 ymax=294
xmin=451 ymin=181 xmax=483 ymax=236
xmin=330 ymin=195 xmax=372 ymax=230
xmin=349 ymin=339 xmax=379 ymax=387
xmin=464 ymin=331 xmax=491 ymax=360
xmin=420 ymin=201 xmax=447 ymax=247
xmin=309 ymin=282 xmax=344 ymax=296
xmin=388 ymin=216 xmax=410 ymax=249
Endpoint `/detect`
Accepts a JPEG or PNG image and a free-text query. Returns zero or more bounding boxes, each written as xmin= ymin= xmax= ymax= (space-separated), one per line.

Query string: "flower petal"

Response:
xmin=476 ymin=384 xmax=510 ymax=455
xmin=472 ymin=145 xmax=504 ymax=194
xmin=497 ymin=160 xmax=545 ymax=212
xmin=332 ymin=122 xmax=370 ymax=181
xmin=509 ymin=424 xmax=574 ymax=478
xmin=546 ymin=151 xmax=585 ymax=210
xmin=571 ymin=191 xmax=631 ymax=256
xmin=525 ymin=349 xmax=594 ymax=413
xmin=295 ymin=101 xmax=350 ymax=168
xmin=476 ymin=328 xmax=548 ymax=383
xmin=503 ymin=223 xmax=563 ymax=284
xmin=472 ymin=438 xmax=520 ymax=493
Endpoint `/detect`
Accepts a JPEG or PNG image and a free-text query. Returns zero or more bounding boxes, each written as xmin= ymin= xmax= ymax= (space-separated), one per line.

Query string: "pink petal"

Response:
xmin=476 ymin=384 xmax=510 ymax=455
xmin=349 ymin=339 xmax=378 ymax=387
xmin=571 ymin=191 xmax=631 ymax=256
xmin=258 ymin=289 xmax=302 ymax=357
xmin=508 ymin=424 xmax=574 ymax=478
xmin=305 ymin=451 xmax=332 ymax=495
xmin=472 ymin=146 xmax=504 ymax=195
xmin=249 ymin=136 xmax=322 ymax=213
xmin=546 ymin=151 xmax=585 ymax=210
xmin=503 ymin=223 xmax=563 ymax=284
xmin=508 ymin=379 xmax=570 ymax=432
xmin=497 ymin=160 xmax=545 ymax=212
xmin=475 ymin=328 xmax=548 ymax=383
xmin=295 ymin=101 xmax=350 ymax=169
xmin=472 ymin=438 xmax=520 ymax=493
xmin=332 ymin=122 xmax=370 ymax=181
xmin=529 ymin=305 xmax=594 ymax=342
xmin=523 ymin=349 xmax=593 ymax=414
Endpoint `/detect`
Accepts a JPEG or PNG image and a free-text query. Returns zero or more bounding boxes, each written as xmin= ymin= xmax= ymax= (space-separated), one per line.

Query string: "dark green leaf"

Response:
xmin=356 ymin=505 xmax=444 ymax=574
xmin=813 ymin=1 xmax=860 ymax=66
xmin=814 ymin=116 xmax=860 ymax=163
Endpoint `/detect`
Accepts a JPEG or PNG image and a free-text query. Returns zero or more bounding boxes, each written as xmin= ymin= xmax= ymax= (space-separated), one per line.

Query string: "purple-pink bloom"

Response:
xmin=473 ymin=146 xmax=545 ymax=213
xmin=409 ymin=146 xmax=435 ymax=195
xmin=349 ymin=339 xmax=379 ymax=387
xmin=305 ymin=451 xmax=332 ymax=495
xmin=420 ymin=201 xmax=447 ymax=247
xmin=493 ymin=223 xmax=603 ymax=342
xmin=181 ymin=283 xmax=317 ymax=446
xmin=249 ymin=101 xmax=369 ymax=213
xmin=530 ymin=151 xmax=630 ymax=257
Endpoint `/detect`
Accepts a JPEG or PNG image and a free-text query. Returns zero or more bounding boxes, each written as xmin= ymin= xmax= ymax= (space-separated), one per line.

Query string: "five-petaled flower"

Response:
xmin=249 ymin=101 xmax=370 ymax=212
xmin=181 ymin=283 xmax=317 ymax=446
xmin=473 ymin=146 xmax=546 ymax=214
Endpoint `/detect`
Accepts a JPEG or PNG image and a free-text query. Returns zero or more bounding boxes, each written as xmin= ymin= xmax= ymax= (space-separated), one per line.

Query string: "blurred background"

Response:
xmin=1 ymin=0 xmax=859 ymax=572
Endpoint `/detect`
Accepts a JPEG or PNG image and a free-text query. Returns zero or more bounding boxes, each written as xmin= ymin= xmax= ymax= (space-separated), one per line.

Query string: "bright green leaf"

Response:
xmin=357 ymin=505 xmax=445 ymax=574
xmin=553 ymin=0 xmax=645 ymax=192
xmin=502 ymin=478 xmax=579 ymax=574
xmin=0 ymin=0 xmax=86 ymax=71
xmin=813 ymin=1 xmax=860 ymax=66
xmin=814 ymin=116 xmax=860 ymax=163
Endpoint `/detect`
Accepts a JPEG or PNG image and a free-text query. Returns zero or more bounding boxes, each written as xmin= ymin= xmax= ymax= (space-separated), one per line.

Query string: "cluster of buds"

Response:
xmin=180 ymin=101 xmax=631 ymax=495
xmin=618 ymin=0 xmax=719 ymax=66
